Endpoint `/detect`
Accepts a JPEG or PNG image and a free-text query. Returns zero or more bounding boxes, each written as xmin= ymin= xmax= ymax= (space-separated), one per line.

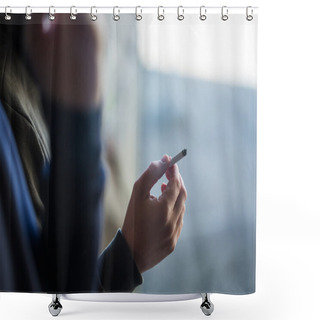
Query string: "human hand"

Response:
xmin=23 ymin=14 xmax=102 ymax=109
xmin=121 ymin=155 xmax=187 ymax=274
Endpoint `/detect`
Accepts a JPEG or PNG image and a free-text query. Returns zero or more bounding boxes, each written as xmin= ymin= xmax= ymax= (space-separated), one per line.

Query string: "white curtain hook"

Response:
xmin=49 ymin=6 xmax=55 ymax=21
xmin=177 ymin=6 xmax=184 ymax=21
xmin=5 ymin=6 xmax=12 ymax=21
xmin=158 ymin=6 xmax=165 ymax=21
xmin=113 ymin=6 xmax=120 ymax=21
xmin=135 ymin=6 xmax=142 ymax=21
xmin=200 ymin=6 xmax=207 ymax=21
xmin=246 ymin=6 xmax=254 ymax=21
xmin=91 ymin=6 xmax=98 ymax=21
xmin=25 ymin=6 xmax=32 ymax=20
xmin=70 ymin=6 xmax=77 ymax=21
xmin=221 ymin=6 xmax=229 ymax=21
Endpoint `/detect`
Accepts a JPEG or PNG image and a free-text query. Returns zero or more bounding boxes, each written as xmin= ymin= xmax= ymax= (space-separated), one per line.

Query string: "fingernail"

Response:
xmin=161 ymin=155 xmax=169 ymax=164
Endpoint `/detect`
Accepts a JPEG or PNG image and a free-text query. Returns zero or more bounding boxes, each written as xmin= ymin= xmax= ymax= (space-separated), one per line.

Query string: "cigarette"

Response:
xmin=169 ymin=149 xmax=187 ymax=167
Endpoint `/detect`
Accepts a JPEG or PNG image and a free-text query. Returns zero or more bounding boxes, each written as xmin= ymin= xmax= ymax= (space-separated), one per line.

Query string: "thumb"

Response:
xmin=135 ymin=155 xmax=170 ymax=197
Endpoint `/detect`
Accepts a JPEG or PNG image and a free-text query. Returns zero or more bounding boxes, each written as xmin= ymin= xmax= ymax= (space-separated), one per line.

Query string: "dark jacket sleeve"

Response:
xmin=98 ymin=229 xmax=143 ymax=292
xmin=44 ymin=101 xmax=142 ymax=293
xmin=45 ymin=102 xmax=105 ymax=293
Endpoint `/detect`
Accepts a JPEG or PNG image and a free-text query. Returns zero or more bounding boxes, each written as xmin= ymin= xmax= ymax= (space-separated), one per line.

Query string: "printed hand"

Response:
xmin=122 ymin=155 xmax=187 ymax=273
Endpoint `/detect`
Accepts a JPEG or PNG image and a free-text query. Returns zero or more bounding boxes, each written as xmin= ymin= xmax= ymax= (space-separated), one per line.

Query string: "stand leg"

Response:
xmin=48 ymin=294 xmax=63 ymax=317
xmin=200 ymin=293 xmax=214 ymax=316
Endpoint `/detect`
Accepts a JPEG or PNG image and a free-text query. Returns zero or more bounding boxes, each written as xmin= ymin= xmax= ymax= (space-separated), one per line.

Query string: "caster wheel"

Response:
xmin=200 ymin=300 xmax=214 ymax=316
xmin=48 ymin=300 xmax=63 ymax=317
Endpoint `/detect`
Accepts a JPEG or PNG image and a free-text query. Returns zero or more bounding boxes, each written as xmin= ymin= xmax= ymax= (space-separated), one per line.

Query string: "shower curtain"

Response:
xmin=0 ymin=6 xmax=257 ymax=296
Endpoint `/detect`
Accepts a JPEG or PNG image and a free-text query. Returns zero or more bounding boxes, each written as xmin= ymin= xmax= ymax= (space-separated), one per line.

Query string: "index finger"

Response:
xmin=135 ymin=155 xmax=170 ymax=198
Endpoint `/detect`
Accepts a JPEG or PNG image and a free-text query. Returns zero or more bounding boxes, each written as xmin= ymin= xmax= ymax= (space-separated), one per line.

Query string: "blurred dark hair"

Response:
xmin=0 ymin=20 xmax=24 ymax=98
xmin=0 ymin=20 xmax=50 ymax=161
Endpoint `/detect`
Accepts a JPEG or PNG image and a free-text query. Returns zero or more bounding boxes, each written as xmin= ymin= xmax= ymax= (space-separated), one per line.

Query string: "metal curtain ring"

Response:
xmin=200 ymin=6 xmax=207 ymax=21
xmin=158 ymin=6 xmax=164 ymax=21
xmin=135 ymin=6 xmax=142 ymax=21
xmin=177 ymin=6 xmax=184 ymax=21
xmin=91 ymin=6 xmax=98 ymax=21
xmin=221 ymin=6 xmax=228 ymax=21
xmin=5 ymin=6 xmax=12 ymax=21
xmin=25 ymin=6 xmax=32 ymax=20
xmin=70 ymin=6 xmax=77 ymax=20
xmin=246 ymin=6 xmax=253 ymax=21
xmin=113 ymin=6 xmax=120 ymax=21
xmin=49 ymin=6 xmax=55 ymax=21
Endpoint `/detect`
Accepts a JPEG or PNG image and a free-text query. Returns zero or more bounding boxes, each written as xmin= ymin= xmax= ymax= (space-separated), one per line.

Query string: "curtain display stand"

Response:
xmin=48 ymin=293 xmax=214 ymax=317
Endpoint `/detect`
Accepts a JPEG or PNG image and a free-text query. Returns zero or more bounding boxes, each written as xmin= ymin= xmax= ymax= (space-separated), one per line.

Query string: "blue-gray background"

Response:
xmin=101 ymin=13 xmax=257 ymax=294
